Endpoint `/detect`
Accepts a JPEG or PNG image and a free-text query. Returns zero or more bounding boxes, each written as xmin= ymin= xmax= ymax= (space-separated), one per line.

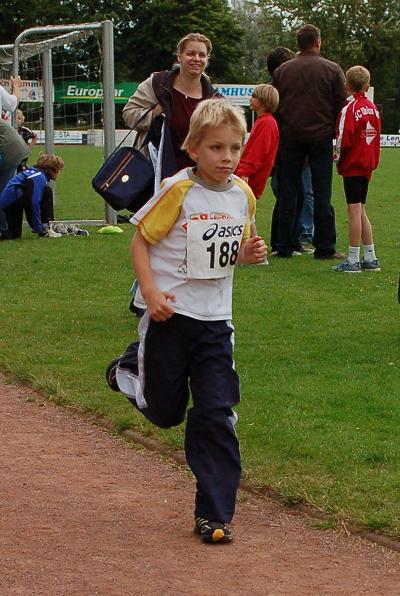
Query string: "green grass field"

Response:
xmin=1 ymin=146 xmax=400 ymax=536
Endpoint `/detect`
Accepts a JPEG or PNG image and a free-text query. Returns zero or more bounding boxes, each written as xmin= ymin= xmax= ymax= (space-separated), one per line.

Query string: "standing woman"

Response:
xmin=123 ymin=33 xmax=219 ymax=316
xmin=0 ymin=74 xmax=22 ymax=236
xmin=123 ymin=32 xmax=220 ymax=180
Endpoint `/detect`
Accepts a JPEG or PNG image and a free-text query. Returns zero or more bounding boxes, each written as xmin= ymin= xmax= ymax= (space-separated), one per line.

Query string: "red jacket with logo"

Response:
xmin=235 ymin=112 xmax=279 ymax=198
xmin=335 ymin=93 xmax=381 ymax=179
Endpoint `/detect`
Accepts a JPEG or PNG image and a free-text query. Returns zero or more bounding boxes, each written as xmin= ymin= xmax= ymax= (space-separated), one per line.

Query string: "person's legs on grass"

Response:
xmin=308 ymin=138 xmax=338 ymax=258
xmin=276 ymin=139 xmax=305 ymax=257
xmin=332 ymin=202 xmax=362 ymax=273
xmin=298 ymin=165 xmax=314 ymax=245
xmin=2 ymin=198 xmax=24 ymax=239
xmin=347 ymin=202 xmax=362 ymax=264
xmin=361 ymin=204 xmax=380 ymax=270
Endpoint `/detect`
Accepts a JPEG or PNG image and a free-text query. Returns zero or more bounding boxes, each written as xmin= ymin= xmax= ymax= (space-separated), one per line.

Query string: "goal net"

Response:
xmin=0 ymin=22 xmax=116 ymax=225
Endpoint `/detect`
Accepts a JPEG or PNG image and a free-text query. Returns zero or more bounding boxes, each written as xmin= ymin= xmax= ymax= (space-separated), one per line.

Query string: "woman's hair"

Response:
xmin=266 ymin=47 xmax=295 ymax=76
xmin=35 ymin=154 xmax=64 ymax=177
xmin=176 ymin=33 xmax=212 ymax=56
xmin=182 ymin=99 xmax=247 ymax=150
xmin=346 ymin=66 xmax=370 ymax=92
xmin=252 ymin=84 xmax=279 ymax=113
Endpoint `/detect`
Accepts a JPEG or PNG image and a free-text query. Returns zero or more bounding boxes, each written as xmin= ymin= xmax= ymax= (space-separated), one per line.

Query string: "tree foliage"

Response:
xmin=253 ymin=0 xmax=400 ymax=131
xmin=0 ymin=0 xmax=244 ymax=83
xmin=118 ymin=0 xmax=244 ymax=82
xmin=1 ymin=0 xmax=398 ymax=129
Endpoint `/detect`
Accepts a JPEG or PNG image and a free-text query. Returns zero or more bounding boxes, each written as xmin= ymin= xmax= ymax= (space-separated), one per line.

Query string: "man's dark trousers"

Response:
xmin=277 ymin=136 xmax=336 ymax=258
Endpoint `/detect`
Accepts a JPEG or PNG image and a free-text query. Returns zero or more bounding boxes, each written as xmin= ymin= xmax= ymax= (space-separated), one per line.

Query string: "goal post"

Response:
xmin=4 ymin=21 xmax=117 ymax=225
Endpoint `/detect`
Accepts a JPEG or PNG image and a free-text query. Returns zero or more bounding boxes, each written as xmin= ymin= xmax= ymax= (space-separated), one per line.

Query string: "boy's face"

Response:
xmin=188 ymin=125 xmax=243 ymax=187
xmin=50 ymin=168 xmax=62 ymax=180
xmin=249 ymin=93 xmax=262 ymax=112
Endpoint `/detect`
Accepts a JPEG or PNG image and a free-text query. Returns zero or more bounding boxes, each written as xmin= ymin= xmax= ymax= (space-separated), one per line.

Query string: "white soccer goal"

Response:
xmin=0 ymin=21 xmax=116 ymax=225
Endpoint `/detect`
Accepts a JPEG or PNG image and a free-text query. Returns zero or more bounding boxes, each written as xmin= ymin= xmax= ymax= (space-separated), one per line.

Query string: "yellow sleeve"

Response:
xmin=135 ymin=179 xmax=193 ymax=244
xmin=233 ymin=178 xmax=256 ymax=242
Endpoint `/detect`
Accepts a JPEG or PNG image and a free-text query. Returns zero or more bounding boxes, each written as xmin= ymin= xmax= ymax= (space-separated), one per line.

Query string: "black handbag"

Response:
xmin=92 ymin=107 xmax=155 ymax=212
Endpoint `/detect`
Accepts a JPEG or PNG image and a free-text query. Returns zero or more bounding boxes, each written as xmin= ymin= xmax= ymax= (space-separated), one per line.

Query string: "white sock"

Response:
xmin=363 ymin=244 xmax=376 ymax=262
xmin=347 ymin=246 xmax=360 ymax=264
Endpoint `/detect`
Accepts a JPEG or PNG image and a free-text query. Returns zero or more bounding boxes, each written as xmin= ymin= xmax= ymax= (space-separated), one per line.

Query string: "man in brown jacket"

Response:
xmin=273 ymin=24 xmax=346 ymax=258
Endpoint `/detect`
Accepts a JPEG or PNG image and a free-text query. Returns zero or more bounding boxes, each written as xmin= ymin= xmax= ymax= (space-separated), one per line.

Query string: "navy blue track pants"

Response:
xmin=117 ymin=312 xmax=241 ymax=523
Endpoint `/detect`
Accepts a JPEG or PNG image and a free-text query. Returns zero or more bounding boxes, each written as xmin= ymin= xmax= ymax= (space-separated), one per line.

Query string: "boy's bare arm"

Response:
xmin=237 ymin=235 xmax=267 ymax=264
xmin=131 ymin=230 xmax=176 ymax=321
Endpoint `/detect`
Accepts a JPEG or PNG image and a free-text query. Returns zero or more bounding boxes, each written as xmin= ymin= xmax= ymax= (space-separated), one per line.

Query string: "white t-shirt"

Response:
xmin=131 ymin=168 xmax=256 ymax=321
xmin=0 ymin=84 xmax=17 ymax=117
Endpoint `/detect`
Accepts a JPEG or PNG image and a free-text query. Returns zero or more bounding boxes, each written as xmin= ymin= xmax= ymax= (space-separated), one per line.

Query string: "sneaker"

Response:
xmin=331 ymin=259 xmax=361 ymax=273
xmin=299 ymin=243 xmax=315 ymax=254
xmin=46 ymin=229 xmax=62 ymax=238
xmin=105 ymin=357 xmax=121 ymax=392
xmin=194 ymin=517 xmax=233 ymax=544
xmin=270 ymin=250 xmax=299 ymax=258
xmin=52 ymin=224 xmax=69 ymax=235
xmin=361 ymin=258 xmax=381 ymax=271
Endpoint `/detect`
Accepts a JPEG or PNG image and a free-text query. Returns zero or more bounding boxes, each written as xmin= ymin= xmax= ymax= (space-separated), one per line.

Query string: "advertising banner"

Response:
xmin=0 ymin=79 xmax=44 ymax=102
xmin=380 ymin=135 xmax=400 ymax=147
xmin=33 ymin=130 xmax=87 ymax=144
xmin=54 ymin=81 xmax=137 ymax=104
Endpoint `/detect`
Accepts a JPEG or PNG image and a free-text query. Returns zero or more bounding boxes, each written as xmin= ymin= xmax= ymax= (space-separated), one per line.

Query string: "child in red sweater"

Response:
xmin=333 ymin=66 xmax=381 ymax=273
xmin=236 ymin=83 xmax=279 ymax=239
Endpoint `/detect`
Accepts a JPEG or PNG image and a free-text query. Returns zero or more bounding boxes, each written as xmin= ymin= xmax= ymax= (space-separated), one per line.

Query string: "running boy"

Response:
xmin=236 ymin=83 xmax=279 ymax=237
xmin=0 ymin=154 xmax=63 ymax=239
xmin=332 ymin=66 xmax=381 ymax=273
xmin=106 ymin=99 xmax=266 ymax=543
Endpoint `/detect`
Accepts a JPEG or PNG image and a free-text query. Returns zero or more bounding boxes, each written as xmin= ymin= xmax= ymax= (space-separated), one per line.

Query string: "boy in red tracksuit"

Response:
xmin=332 ymin=66 xmax=381 ymax=273
xmin=236 ymin=84 xmax=279 ymax=241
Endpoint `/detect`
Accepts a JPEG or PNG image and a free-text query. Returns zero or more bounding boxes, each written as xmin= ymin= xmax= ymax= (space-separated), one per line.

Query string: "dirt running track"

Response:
xmin=2 ymin=378 xmax=400 ymax=596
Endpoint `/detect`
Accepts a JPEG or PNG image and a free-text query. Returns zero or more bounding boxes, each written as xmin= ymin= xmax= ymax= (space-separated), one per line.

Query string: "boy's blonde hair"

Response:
xmin=182 ymin=99 xmax=247 ymax=150
xmin=346 ymin=66 xmax=370 ymax=93
xmin=35 ymin=154 xmax=64 ymax=177
xmin=252 ymin=84 xmax=279 ymax=113
xmin=176 ymin=33 xmax=212 ymax=56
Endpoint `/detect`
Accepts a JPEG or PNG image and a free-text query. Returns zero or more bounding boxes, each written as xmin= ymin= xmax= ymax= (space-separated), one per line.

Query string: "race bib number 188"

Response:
xmin=186 ymin=217 xmax=246 ymax=279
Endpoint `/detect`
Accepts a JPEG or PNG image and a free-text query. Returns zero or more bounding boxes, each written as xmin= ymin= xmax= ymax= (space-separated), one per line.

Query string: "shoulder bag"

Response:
xmin=92 ymin=106 xmax=156 ymax=213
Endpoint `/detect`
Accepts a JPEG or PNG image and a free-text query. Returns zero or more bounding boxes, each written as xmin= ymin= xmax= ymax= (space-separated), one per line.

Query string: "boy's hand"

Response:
xmin=145 ymin=288 xmax=176 ymax=322
xmin=240 ymin=235 xmax=267 ymax=264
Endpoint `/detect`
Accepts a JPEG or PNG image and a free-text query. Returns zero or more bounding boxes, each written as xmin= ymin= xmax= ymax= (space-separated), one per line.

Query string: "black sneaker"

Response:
xmin=194 ymin=517 xmax=233 ymax=543
xmin=105 ymin=357 xmax=121 ymax=392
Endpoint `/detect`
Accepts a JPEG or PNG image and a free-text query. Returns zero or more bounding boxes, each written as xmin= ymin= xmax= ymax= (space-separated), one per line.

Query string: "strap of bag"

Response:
xmin=114 ymin=105 xmax=156 ymax=154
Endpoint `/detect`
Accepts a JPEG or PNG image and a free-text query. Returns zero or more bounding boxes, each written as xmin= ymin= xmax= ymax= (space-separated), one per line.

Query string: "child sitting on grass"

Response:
xmin=332 ymin=66 xmax=381 ymax=273
xmin=106 ymin=99 xmax=266 ymax=543
xmin=0 ymin=154 xmax=64 ymax=240
xmin=236 ymin=83 xmax=279 ymax=239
